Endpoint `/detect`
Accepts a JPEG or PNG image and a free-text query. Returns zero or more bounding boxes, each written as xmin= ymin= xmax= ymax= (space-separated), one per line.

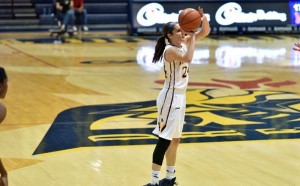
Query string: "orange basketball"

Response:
xmin=178 ymin=8 xmax=202 ymax=32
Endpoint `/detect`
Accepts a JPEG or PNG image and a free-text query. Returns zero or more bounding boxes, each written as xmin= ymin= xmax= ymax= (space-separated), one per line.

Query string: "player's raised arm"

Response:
xmin=195 ymin=7 xmax=210 ymax=42
xmin=183 ymin=7 xmax=210 ymax=45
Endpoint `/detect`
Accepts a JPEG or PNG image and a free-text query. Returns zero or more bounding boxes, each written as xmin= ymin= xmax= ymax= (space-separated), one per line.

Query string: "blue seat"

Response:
xmin=35 ymin=3 xmax=53 ymax=15
xmin=85 ymin=3 xmax=127 ymax=14
xmin=34 ymin=0 xmax=129 ymax=29
xmin=38 ymin=14 xmax=57 ymax=25
xmin=33 ymin=0 xmax=53 ymax=4
xmin=87 ymin=14 xmax=127 ymax=24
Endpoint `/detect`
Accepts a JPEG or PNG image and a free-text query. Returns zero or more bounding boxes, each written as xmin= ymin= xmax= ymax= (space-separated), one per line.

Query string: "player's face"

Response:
xmin=172 ymin=24 xmax=186 ymax=42
xmin=0 ymin=78 xmax=8 ymax=99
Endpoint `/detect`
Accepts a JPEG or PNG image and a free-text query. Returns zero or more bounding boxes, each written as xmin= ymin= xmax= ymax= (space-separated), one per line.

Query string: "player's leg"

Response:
xmin=159 ymin=138 xmax=180 ymax=186
xmin=160 ymin=93 xmax=186 ymax=186
xmin=166 ymin=138 xmax=180 ymax=173
xmin=145 ymin=89 xmax=173 ymax=186
xmin=144 ymin=137 xmax=171 ymax=186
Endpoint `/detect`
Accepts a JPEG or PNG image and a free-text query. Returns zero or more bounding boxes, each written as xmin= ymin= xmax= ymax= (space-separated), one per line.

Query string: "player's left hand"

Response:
xmin=293 ymin=43 xmax=300 ymax=51
xmin=198 ymin=7 xmax=207 ymax=22
xmin=198 ymin=7 xmax=203 ymax=16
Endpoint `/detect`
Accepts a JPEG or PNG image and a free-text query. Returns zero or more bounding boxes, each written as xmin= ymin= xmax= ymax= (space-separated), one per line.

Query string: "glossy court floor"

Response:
xmin=1 ymin=31 xmax=300 ymax=186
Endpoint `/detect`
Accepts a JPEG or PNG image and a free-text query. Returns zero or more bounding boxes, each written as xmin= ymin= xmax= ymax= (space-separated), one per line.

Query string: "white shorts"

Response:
xmin=153 ymin=88 xmax=186 ymax=140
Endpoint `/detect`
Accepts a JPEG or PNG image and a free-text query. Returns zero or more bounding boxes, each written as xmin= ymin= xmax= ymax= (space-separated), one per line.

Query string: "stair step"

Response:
xmin=0 ymin=0 xmax=11 ymax=3
xmin=13 ymin=3 xmax=32 ymax=7
xmin=0 ymin=9 xmax=13 ymax=13
xmin=15 ymin=13 xmax=37 ymax=17
xmin=0 ymin=14 xmax=13 ymax=19
xmin=0 ymin=3 xmax=13 ymax=7
xmin=14 ymin=9 xmax=36 ymax=13
xmin=0 ymin=4 xmax=33 ymax=8
xmin=0 ymin=19 xmax=39 ymax=25
xmin=0 ymin=24 xmax=127 ymax=30
xmin=14 ymin=0 xmax=32 ymax=3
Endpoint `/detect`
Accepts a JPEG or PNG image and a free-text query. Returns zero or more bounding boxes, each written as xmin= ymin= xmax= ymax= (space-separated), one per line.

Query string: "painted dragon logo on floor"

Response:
xmin=34 ymin=78 xmax=300 ymax=154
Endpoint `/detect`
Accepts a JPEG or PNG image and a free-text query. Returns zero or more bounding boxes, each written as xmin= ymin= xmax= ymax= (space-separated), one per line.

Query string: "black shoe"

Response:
xmin=159 ymin=177 xmax=178 ymax=186
xmin=144 ymin=183 xmax=159 ymax=186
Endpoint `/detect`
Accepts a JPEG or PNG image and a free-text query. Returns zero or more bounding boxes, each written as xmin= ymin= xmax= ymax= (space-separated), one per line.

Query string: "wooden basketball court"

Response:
xmin=1 ymin=32 xmax=300 ymax=186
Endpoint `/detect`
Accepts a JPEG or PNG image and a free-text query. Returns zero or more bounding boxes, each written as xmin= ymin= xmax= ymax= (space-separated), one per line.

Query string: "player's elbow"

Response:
xmin=203 ymin=26 xmax=211 ymax=37
xmin=181 ymin=55 xmax=192 ymax=63
xmin=185 ymin=57 xmax=193 ymax=63
xmin=206 ymin=27 xmax=211 ymax=36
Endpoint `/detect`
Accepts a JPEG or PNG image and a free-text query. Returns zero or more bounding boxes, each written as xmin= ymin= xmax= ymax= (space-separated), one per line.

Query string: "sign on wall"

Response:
xmin=128 ymin=0 xmax=297 ymax=35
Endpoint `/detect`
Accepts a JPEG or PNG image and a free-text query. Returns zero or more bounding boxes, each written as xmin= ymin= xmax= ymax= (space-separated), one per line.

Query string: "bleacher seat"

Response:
xmin=34 ymin=0 xmax=128 ymax=29
xmin=33 ymin=0 xmax=53 ymax=4
xmin=88 ymin=14 xmax=127 ymax=24
xmin=0 ymin=0 xmax=129 ymax=32
xmin=35 ymin=3 xmax=53 ymax=15
xmin=85 ymin=3 xmax=127 ymax=14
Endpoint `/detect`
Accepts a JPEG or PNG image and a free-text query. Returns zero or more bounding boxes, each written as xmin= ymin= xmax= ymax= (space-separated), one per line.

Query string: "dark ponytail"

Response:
xmin=152 ymin=22 xmax=177 ymax=63
xmin=152 ymin=35 xmax=166 ymax=63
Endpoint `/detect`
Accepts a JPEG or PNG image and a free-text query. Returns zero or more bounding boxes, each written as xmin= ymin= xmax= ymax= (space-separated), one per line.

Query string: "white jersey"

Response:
xmin=152 ymin=44 xmax=189 ymax=140
xmin=162 ymin=44 xmax=189 ymax=92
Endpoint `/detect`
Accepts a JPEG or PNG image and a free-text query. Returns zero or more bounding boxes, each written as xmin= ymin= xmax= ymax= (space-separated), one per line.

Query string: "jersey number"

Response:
xmin=182 ymin=66 xmax=188 ymax=78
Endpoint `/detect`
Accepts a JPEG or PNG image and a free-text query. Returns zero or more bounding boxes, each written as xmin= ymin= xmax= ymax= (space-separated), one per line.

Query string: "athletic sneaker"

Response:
xmin=143 ymin=183 xmax=159 ymax=186
xmin=159 ymin=177 xmax=178 ymax=186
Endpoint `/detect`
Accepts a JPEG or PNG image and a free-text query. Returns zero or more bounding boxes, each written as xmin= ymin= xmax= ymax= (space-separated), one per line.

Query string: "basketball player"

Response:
xmin=144 ymin=8 xmax=210 ymax=186
xmin=0 ymin=67 xmax=8 ymax=186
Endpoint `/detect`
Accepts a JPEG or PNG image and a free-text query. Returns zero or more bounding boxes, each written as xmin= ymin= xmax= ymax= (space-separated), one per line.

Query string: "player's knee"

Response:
xmin=152 ymin=137 xmax=171 ymax=165
xmin=172 ymin=138 xmax=181 ymax=145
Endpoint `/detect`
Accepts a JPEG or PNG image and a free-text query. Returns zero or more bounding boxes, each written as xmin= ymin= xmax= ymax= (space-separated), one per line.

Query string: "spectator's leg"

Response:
xmin=75 ymin=11 xmax=81 ymax=31
xmin=55 ymin=11 xmax=64 ymax=30
xmin=82 ymin=9 xmax=88 ymax=31
xmin=63 ymin=9 xmax=75 ymax=32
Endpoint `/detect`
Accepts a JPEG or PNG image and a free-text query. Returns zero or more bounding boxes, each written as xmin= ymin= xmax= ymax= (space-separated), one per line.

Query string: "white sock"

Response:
xmin=150 ymin=170 xmax=160 ymax=185
xmin=166 ymin=166 xmax=175 ymax=179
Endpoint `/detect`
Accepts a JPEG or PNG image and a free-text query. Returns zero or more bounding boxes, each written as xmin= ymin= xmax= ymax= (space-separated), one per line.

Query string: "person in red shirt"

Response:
xmin=73 ymin=0 xmax=88 ymax=31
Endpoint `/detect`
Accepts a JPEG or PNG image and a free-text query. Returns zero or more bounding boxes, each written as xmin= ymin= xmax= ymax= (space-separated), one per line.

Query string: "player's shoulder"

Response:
xmin=181 ymin=44 xmax=187 ymax=50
